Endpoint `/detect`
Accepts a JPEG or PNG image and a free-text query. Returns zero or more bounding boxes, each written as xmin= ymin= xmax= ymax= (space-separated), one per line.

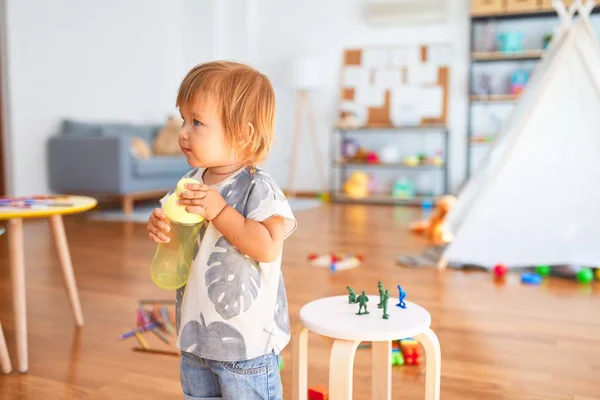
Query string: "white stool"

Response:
xmin=292 ymin=295 xmax=441 ymax=400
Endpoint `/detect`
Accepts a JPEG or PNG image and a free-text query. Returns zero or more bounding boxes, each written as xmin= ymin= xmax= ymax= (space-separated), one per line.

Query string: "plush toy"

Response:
xmin=130 ymin=137 xmax=152 ymax=159
xmin=154 ymin=116 xmax=183 ymax=156
xmin=343 ymin=171 xmax=369 ymax=199
xmin=409 ymin=195 xmax=456 ymax=245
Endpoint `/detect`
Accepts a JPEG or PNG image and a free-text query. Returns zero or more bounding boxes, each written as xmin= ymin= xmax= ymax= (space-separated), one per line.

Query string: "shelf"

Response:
xmin=335 ymin=161 xmax=445 ymax=170
xmin=470 ymin=94 xmax=519 ymax=103
xmin=471 ymin=6 xmax=600 ymax=21
xmin=471 ymin=50 xmax=544 ymax=62
xmin=335 ymin=124 xmax=447 ymax=132
xmin=331 ymin=192 xmax=436 ymax=206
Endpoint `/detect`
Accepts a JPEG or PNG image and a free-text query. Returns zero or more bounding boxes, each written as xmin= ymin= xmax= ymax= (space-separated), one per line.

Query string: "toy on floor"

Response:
xmin=356 ymin=291 xmax=370 ymax=315
xmin=535 ymin=265 xmax=551 ymax=277
xmin=493 ymin=263 xmax=508 ymax=278
xmin=308 ymin=252 xmax=363 ymax=272
xmin=391 ymin=343 xmax=405 ymax=366
xmin=520 ymin=273 xmax=542 ymax=285
xmin=409 ymin=195 xmax=456 ymax=245
xmin=400 ymin=339 xmax=423 ymax=365
xmin=308 ymin=385 xmax=329 ymax=400
xmin=396 ymin=285 xmax=407 ymax=309
xmin=576 ymin=267 xmax=594 ymax=284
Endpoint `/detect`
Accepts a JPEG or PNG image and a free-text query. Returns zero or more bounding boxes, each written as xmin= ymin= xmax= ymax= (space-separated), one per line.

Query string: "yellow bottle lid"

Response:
xmin=162 ymin=178 xmax=205 ymax=225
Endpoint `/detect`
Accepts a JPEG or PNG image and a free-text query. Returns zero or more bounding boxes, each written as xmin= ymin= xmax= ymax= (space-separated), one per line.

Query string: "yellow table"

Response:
xmin=0 ymin=195 xmax=97 ymax=373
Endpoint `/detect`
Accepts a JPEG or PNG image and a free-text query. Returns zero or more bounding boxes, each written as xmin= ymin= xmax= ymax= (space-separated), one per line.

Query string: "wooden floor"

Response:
xmin=0 ymin=203 xmax=599 ymax=399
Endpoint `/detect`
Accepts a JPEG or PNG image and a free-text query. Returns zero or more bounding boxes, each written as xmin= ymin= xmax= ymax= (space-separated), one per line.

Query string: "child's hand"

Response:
xmin=178 ymin=183 xmax=227 ymax=220
xmin=147 ymin=208 xmax=171 ymax=243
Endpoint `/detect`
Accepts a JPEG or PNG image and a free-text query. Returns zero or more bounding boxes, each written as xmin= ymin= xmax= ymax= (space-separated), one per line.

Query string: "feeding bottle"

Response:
xmin=150 ymin=178 xmax=206 ymax=289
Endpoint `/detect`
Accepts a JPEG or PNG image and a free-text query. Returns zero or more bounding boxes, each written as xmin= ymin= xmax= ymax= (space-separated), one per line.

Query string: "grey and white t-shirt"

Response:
xmin=162 ymin=166 xmax=296 ymax=362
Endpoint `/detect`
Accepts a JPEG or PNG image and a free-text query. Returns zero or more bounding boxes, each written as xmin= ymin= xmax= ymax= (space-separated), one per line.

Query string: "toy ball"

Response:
xmin=521 ymin=272 xmax=542 ymax=285
xmin=493 ymin=264 xmax=507 ymax=277
xmin=535 ymin=265 xmax=551 ymax=277
xmin=576 ymin=267 xmax=594 ymax=284
xmin=380 ymin=146 xmax=400 ymax=164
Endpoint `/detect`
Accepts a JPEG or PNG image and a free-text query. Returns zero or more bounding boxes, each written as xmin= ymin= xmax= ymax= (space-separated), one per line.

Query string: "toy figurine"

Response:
xmin=396 ymin=285 xmax=407 ymax=309
xmin=355 ymin=291 xmax=369 ymax=315
xmin=377 ymin=281 xmax=384 ymax=308
xmin=346 ymin=286 xmax=357 ymax=304
xmin=382 ymin=289 xmax=390 ymax=319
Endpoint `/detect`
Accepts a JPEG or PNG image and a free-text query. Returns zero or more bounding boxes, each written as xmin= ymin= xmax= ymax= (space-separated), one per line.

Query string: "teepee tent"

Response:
xmin=439 ymin=0 xmax=600 ymax=269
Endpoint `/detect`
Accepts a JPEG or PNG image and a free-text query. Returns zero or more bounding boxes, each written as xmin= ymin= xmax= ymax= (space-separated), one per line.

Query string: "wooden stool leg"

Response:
xmin=8 ymin=218 xmax=27 ymax=372
xmin=415 ymin=328 xmax=441 ymax=400
xmin=292 ymin=327 xmax=308 ymax=400
xmin=0 ymin=322 xmax=12 ymax=374
xmin=50 ymin=215 xmax=84 ymax=327
xmin=329 ymin=339 xmax=360 ymax=400
xmin=372 ymin=341 xmax=391 ymax=400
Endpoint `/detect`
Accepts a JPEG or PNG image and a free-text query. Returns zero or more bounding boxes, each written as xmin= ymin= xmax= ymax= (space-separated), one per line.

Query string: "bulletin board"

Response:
xmin=339 ymin=44 xmax=451 ymax=127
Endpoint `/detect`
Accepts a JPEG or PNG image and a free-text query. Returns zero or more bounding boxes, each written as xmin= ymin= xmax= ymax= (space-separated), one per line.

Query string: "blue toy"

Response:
xmin=521 ymin=273 xmax=542 ymax=285
xmin=396 ymin=285 xmax=407 ymax=309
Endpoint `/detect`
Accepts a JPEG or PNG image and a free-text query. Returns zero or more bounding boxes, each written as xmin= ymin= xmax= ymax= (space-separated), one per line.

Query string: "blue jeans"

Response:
xmin=180 ymin=351 xmax=283 ymax=400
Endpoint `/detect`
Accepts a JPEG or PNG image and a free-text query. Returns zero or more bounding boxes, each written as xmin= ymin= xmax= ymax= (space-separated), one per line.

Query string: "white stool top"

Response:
xmin=299 ymin=295 xmax=431 ymax=342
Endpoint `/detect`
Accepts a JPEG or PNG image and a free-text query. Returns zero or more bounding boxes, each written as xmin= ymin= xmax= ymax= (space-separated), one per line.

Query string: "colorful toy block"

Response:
xmin=391 ymin=348 xmax=405 ymax=366
xmin=400 ymin=339 xmax=423 ymax=365
xmin=308 ymin=385 xmax=329 ymax=400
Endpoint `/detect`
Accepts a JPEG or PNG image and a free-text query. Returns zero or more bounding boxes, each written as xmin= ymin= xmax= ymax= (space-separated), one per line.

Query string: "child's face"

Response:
xmin=178 ymin=94 xmax=239 ymax=168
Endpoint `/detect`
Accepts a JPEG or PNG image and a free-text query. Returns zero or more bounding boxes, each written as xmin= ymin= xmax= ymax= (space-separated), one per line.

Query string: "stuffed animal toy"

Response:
xmin=153 ymin=116 xmax=183 ymax=156
xmin=409 ymin=195 xmax=456 ymax=245
xmin=343 ymin=171 xmax=369 ymax=199
xmin=130 ymin=137 xmax=152 ymax=159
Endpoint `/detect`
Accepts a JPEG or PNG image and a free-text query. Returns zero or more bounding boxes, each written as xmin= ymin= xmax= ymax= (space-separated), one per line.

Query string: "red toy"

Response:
xmin=493 ymin=263 xmax=507 ymax=278
xmin=366 ymin=152 xmax=380 ymax=164
xmin=308 ymin=385 xmax=329 ymax=400
xmin=400 ymin=339 xmax=422 ymax=365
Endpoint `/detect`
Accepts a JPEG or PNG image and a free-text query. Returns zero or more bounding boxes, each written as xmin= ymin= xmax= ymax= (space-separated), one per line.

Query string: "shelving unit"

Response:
xmin=466 ymin=4 xmax=600 ymax=178
xmin=330 ymin=125 xmax=449 ymax=206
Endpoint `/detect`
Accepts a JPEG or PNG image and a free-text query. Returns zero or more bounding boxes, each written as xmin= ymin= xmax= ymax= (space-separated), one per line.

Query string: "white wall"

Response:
xmin=4 ymin=0 xmax=188 ymax=195
xmin=245 ymin=0 xmax=471 ymax=192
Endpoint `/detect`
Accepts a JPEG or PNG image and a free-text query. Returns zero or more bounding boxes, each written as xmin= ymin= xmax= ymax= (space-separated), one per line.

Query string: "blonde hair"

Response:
xmin=176 ymin=61 xmax=276 ymax=164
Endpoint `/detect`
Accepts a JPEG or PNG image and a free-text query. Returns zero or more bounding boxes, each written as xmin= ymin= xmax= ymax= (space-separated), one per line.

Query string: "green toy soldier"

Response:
xmin=382 ymin=289 xmax=390 ymax=319
xmin=377 ymin=281 xmax=384 ymax=308
xmin=356 ymin=291 xmax=370 ymax=315
xmin=346 ymin=286 xmax=357 ymax=304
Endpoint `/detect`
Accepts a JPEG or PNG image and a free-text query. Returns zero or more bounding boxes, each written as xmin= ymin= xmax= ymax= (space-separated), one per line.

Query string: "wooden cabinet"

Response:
xmin=506 ymin=0 xmax=540 ymax=12
xmin=471 ymin=0 xmax=506 ymax=15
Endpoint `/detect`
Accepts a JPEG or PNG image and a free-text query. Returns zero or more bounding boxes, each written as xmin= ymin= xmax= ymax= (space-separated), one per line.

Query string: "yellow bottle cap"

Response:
xmin=162 ymin=178 xmax=205 ymax=225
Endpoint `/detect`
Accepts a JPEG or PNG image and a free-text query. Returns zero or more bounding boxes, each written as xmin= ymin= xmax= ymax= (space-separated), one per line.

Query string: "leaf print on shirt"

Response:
xmin=175 ymin=285 xmax=185 ymax=332
xmin=180 ymin=312 xmax=247 ymax=360
xmin=206 ymin=236 xmax=261 ymax=319
xmin=192 ymin=222 xmax=208 ymax=261
xmin=256 ymin=170 xmax=287 ymax=202
xmin=274 ymin=274 xmax=290 ymax=334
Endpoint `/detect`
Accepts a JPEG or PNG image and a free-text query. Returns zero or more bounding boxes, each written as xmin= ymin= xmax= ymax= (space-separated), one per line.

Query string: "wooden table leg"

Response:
xmin=0 ymin=321 xmax=12 ymax=374
xmin=49 ymin=215 xmax=84 ymax=327
xmin=292 ymin=327 xmax=308 ymax=400
xmin=8 ymin=218 xmax=27 ymax=372
xmin=415 ymin=328 xmax=441 ymax=400
xmin=372 ymin=341 xmax=391 ymax=400
xmin=329 ymin=339 xmax=360 ymax=400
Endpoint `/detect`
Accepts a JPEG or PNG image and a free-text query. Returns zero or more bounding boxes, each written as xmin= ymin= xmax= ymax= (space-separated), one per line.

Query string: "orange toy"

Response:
xmin=308 ymin=385 xmax=329 ymax=400
xmin=409 ymin=195 xmax=456 ymax=245
xmin=400 ymin=339 xmax=423 ymax=365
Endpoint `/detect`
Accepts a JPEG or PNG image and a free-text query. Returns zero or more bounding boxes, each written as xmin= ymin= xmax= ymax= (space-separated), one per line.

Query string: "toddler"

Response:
xmin=146 ymin=61 xmax=296 ymax=400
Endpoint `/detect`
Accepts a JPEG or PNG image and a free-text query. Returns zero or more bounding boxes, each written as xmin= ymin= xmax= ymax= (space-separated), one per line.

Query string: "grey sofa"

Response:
xmin=48 ymin=119 xmax=190 ymax=213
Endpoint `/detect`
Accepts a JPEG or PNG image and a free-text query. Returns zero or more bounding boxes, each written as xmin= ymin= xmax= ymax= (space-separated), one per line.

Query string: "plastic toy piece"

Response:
xmin=346 ymin=286 xmax=357 ymax=304
xmin=279 ymin=355 xmax=284 ymax=371
xmin=308 ymin=385 xmax=329 ymax=400
xmin=396 ymin=285 xmax=407 ymax=309
xmin=493 ymin=264 xmax=507 ymax=277
xmin=400 ymin=339 xmax=422 ymax=365
xmin=381 ymin=289 xmax=390 ymax=320
xmin=535 ymin=265 xmax=551 ymax=277
xmin=355 ymin=291 xmax=370 ymax=315
xmin=391 ymin=348 xmax=405 ymax=366
xmin=520 ymin=273 xmax=542 ymax=285
xmin=576 ymin=267 xmax=594 ymax=284
xmin=377 ymin=281 xmax=384 ymax=308
xmin=596 ymin=269 xmax=600 ymax=281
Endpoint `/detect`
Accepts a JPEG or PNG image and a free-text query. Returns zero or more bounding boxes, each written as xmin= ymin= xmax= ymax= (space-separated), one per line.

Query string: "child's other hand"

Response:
xmin=178 ymin=183 xmax=227 ymax=220
xmin=147 ymin=208 xmax=171 ymax=243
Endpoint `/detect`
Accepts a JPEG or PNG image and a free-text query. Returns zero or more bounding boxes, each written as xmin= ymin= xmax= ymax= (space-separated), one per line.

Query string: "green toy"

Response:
xmin=391 ymin=348 xmax=404 ymax=366
xmin=377 ymin=281 xmax=384 ymax=308
xmin=381 ymin=289 xmax=390 ymax=320
xmin=576 ymin=267 xmax=594 ymax=284
xmin=355 ymin=291 xmax=370 ymax=315
xmin=535 ymin=265 xmax=551 ymax=277
xmin=346 ymin=286 xmax=357 ymax=303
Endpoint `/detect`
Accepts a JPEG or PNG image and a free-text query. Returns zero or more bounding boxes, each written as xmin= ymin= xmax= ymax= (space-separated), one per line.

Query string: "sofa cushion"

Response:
xmin=60 ymin=119 xmax=160 ymax=142
xmin=61 ymin=120 xmax=103 ymax=137
xmin=132 ymin=156 xmax=189 ymax=178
